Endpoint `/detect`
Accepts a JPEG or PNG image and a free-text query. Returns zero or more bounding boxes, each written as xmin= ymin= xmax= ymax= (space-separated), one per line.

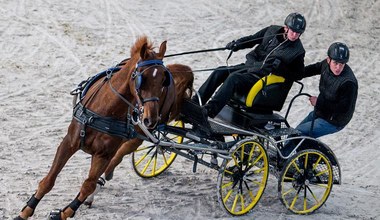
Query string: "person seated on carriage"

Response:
xmin=295 ymin=42 xmax=358 ymax=138
xmin=192 ymin=12 xmax=307 ymax=118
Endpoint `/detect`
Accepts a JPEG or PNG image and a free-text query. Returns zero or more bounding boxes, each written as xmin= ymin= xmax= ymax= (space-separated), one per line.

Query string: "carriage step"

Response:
xmin=208 ymin=118 xmax=256 ymax=136
xmin=264 ymin=127 xmax=300 ymax=137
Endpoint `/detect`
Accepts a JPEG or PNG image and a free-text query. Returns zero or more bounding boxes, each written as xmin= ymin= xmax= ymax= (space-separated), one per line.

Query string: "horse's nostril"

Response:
xmin=143 ymin=118 xmax=151 ymax=127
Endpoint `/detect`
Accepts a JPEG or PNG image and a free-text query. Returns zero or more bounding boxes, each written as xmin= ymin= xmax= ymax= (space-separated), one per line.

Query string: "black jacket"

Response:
xmin=234 ymin=25 xmax=305 ymax=81
xmin=303 ymin=60 xmax=358 ymax=127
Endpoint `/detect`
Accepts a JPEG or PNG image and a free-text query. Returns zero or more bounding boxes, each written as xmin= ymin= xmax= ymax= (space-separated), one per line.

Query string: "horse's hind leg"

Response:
xmin=85 ymin=138 xmax=142 ymax=206
xmin=105 ymin=138 xmax=142 ymax=180
xmin=16 ymin=134 xmax=79 ymax=220
xmin=56 ymin=154 xmax=111 ymax=219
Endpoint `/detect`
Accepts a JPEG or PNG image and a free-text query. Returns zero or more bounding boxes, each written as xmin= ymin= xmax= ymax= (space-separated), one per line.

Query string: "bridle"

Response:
xmin=129 ymin=59 xmax=172 ymax=116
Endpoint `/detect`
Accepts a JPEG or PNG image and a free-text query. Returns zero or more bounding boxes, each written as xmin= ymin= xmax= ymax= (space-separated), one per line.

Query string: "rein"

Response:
xmin=178 ymin=63 xmax=259 ymax=74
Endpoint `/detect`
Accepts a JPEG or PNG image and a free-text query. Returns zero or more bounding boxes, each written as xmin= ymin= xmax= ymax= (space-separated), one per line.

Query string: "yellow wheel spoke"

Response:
xmin=290 ymin=194 xmax=299 ymax=209
xmin=311 ymin=183 xmax=329 ymax=188
xmin=135 ymin=146 xmax=153 ymax=152
xmin=282 ymin=188 xmax=296 ymax=196
xmin=312 ymin=156 xmax=323 ymax=171
xmin=240 ymin=145 xmax=245 ymax=162
xmin=135 ymin=153 xmax=149 ymax=166
xmin=159 ymin=148 xmax=169 ymax=166
xmin=169 ymin=135 xmax=181 ymax=142
xmin=142 ymin=157 xmax=153 ymax=174
xmin=249 ymin=190 xmax=256 ymax=200
xmin=162 ymin=153 xmax=169 ymax=166
xmin=152 ymin=154 xmax=157 ymax=175
xmin=223 ymin=189 xmax=233 ymax=204
xmin=303 ymin=194 xmax=307 ymax=211
xmin=247 ymin=144 xmax=256 ymax=162
xmin=251 ymin=180 xmax=263 ymax=186
xmin=240 ymin=194 xmax=245 ymax=211
xmin=232 ymin=194 xmax=239 ymax=212
xmin=284 ymin=176 xmax=295 ymax=181
xmin=315 ymin=169 xmax=329 ymax=177
xmin=252 ymin=153 xmax=263 ymax=167
xmin=307 ymin=186 xmax=320 ymax=203
xmin=292 ymin=161 xmax=302 ymax=173
xmin=253 ymin=167 xmax=265 ymax=174
xmin=232 ymin=156 xmax=239 ymax=167
xmin=304 ymin=153 xmax=309 ymax=169
xmin=222 ymin=181 xmax=233 ymax=189
xmin=224 ymin=169 xmax=234 ymax=175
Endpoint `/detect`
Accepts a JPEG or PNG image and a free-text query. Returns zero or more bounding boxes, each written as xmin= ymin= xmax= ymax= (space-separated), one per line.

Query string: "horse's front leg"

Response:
xmin=15 ymin=134 xmax=78 ymax=220
xmin=66 ymin=154 xmax=111 ymax=219
xmin=49 ymin=154 xmax=111 ymax=219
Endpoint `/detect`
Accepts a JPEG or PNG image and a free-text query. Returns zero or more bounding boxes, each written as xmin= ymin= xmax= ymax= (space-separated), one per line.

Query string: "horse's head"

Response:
xmin=130 ymin=37 xmax=171 ymax=129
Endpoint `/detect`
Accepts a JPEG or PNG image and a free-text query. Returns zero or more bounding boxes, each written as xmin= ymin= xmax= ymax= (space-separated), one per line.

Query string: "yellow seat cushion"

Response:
xmin=245 ymin=74 xmax=285 ymax=107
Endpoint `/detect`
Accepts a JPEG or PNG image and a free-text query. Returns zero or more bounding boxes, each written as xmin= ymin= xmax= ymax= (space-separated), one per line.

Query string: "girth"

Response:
xmin=73 ymin=103 xmax=136 ymax=140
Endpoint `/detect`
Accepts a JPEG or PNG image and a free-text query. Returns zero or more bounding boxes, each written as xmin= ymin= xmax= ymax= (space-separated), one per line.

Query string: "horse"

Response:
xmin=15 ymin=36 xmax=183 ymax=220
xmin=84 ymin=63 xmax=194 ymax=206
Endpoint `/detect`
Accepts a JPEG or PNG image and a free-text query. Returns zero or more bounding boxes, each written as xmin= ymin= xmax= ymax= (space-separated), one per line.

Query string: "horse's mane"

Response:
xmin=130 ymin=35 xmax=154 ymax=62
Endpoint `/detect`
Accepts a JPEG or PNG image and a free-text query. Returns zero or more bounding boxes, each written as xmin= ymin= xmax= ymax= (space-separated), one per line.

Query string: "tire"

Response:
xmin=217 ymin=138 xmax=269 ymax=216
xmin=131 ymin=120 xmax=183 ymax=178
xmin=278 ymin=149 xmax=333 ymax=214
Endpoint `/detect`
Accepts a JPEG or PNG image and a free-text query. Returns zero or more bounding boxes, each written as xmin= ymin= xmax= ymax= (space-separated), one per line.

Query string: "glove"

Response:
xmin=225 ymin=40 xmax=235 ymax=50
xmin=225 ymin=40 xmax=240 ymax=51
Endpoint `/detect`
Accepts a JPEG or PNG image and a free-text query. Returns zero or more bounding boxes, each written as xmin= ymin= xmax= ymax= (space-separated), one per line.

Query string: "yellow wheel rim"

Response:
xmin=132 ymin=120 xmax=183 ymax=178
xmin=218 ymin=139 xmax=269 ymax=216
xmin=279 ymin=149 xmax=333 ymax=214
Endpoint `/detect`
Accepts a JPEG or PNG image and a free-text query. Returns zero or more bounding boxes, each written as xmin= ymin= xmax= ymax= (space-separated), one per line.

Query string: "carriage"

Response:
xmin=130 ymin=73 xmax=342 ymax=216
xmin=15 ymin=37 xmax=341 ymax=219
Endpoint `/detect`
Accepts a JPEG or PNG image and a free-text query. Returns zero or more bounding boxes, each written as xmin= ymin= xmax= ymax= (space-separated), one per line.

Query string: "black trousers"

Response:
xmin=196 ymin=64 xmax=261 ymax=117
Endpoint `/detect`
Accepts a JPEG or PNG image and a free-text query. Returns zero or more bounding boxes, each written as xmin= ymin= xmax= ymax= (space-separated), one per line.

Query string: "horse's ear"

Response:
xmin=140 ymin=43 xmax=149 ymax=60
xmin=157 ymin=40 xmax=167 ymax=59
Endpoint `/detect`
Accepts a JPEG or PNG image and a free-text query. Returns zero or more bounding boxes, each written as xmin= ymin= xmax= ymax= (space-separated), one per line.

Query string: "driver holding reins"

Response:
xmin=192 ymin=12 xmax=307 ymax=118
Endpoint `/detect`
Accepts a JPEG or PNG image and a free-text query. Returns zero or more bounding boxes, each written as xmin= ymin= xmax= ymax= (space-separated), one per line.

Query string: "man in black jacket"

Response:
xmin=296 ymin=42 xmax=358 ymax=137
xmin=193 ymin=12 xmax=306 ymax=118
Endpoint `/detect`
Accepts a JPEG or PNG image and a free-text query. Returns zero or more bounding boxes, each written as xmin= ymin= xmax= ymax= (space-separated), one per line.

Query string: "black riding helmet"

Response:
xmin=284 ymin=13 xmax=306 ymax=34
xmin=328 ymin=42 xmax=350 ymax=63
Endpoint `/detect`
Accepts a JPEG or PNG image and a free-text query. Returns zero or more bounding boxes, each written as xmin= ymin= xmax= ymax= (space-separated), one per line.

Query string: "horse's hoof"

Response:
xmin=84 ymin=201 xmax=93 ymax=208
xmin=48 ymin=209 xmax=62 ymax=220
xmin=105 ymin=170 xmax=114 ymax=181
xmin=14 ymin=216 xmax=26 ymax=220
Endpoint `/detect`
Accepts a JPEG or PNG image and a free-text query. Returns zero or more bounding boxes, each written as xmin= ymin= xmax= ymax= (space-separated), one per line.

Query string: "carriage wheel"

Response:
xmin=217 ymin=139 xmax=269 ymax=216
xmin=131 ymin=120 xmax=183 ymax=178
xmin=278 ymin=149 xmax=333 ymax=214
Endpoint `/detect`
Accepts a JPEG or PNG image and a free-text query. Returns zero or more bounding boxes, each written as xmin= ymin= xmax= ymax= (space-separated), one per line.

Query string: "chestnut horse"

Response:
xmin=84 ymin=64 xmax=194 ymax=206
xmin=15 ymin=36 xmax=185 ymax=220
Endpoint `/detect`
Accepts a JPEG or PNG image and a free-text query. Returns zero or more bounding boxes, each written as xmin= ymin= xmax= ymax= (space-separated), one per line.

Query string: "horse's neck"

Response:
xmin=84 ymin=67 xmax=135 ymax=118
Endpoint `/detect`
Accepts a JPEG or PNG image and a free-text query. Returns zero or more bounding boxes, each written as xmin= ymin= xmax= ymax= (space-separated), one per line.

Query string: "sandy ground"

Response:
xmin=1 ymin=0 xmax=379 ymax=219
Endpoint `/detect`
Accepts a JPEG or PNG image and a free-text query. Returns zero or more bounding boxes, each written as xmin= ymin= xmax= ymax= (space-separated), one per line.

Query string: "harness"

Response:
xmin=70 ymin=60 xmax=172 ymax=147
xmin=73 ymin=103 xmax=136 ymax=139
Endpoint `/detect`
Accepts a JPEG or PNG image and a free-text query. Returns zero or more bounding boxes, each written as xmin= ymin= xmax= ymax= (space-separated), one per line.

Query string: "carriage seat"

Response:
xmin=230 ymin=74 xmax=293 ymax=114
